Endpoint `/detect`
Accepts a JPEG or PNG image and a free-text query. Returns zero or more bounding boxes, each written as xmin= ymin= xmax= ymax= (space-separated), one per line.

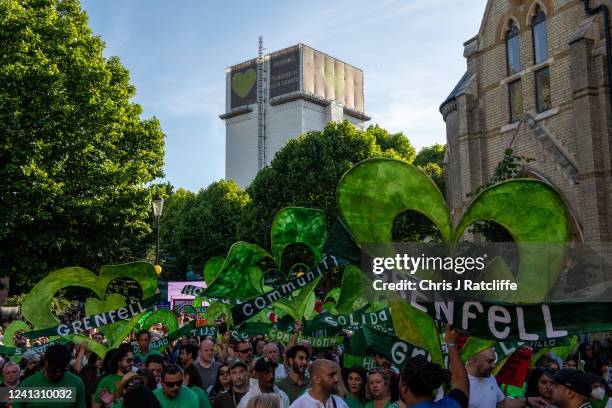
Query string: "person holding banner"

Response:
xmin=398 ymin=327 xmax=467 ymax=408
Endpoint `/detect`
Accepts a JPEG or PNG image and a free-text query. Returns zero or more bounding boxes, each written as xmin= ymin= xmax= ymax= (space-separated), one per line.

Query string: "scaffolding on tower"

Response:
xmin=257 ymin=36 xmax=267 ymax=170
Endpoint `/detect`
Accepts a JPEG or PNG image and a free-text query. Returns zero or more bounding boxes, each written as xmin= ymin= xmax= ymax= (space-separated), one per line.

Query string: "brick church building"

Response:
xmin=440 ymin=0 xmax=612 ymax=243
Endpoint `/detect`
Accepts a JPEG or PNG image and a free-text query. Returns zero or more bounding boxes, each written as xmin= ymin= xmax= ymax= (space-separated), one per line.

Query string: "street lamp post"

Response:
xmin=152 ymin=195 xmax=164 ymax=271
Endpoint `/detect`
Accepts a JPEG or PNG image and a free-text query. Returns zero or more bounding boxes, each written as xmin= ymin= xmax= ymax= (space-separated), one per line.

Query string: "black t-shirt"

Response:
xmin=447 ymin=389 xmax=468 ymax=408
xmin=213 ymin=390 xmax=247 ymax=408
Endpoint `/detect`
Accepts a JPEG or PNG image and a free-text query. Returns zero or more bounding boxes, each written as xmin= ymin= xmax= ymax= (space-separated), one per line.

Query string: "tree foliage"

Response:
xmin=238 ymin=121 xmax=417 ymax=250
xmin=160 ymin=180 xmax=250 ymax=278
xmin=0 ymin=0 xmax=165 ymax=290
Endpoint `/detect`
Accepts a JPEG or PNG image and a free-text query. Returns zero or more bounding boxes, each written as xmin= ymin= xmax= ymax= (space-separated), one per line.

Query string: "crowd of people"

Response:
xmin=0 ymin=321 xmax=610 ymax=408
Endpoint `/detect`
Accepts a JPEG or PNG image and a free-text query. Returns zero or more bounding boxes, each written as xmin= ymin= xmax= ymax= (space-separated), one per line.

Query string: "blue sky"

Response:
xmin=81 ymin=0 xmax=488 ymax=192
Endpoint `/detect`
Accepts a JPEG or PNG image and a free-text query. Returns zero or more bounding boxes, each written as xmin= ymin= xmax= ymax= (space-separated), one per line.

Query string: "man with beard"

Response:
xmin=154 ymin=364 xmax=199 ymax=408
xmin=237 ymin=358 xmax=290 ymax=408
xmin=93 ymin=345 xmax=134 ymax=408
xmin=467 ymin=348 xmax=548 ymax=408
xmin=214 ymin=359 xmax=250 ymax=408
xmin=551 ymin=369 xmax=593 ymax=408
xmin=289 ymin=359 xmax=348 ymax=408
xmin=277 ymin=346 xmax=310 ymax=404
xmin=13 ymin=344 xmax=86 ymax=408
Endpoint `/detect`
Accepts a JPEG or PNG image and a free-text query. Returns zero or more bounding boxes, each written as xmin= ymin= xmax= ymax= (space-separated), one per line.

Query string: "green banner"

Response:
xmin=306 ymin=307 xmax=394 ymax=333
xmin=22 ymin=297 xmax=156 ymax=339
xmin=231 ymin=255 xmax=346 ymax=323
xmin=268 ymin=328 xmax=343 ymax=349
xmin=393 ymin=299 xmax=612 ymax=341
xmin=350 ymin=325 xmax=427 ymax=368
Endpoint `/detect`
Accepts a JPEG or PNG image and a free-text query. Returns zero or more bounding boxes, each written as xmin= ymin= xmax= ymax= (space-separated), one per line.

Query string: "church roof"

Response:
xmin=439 ymin=71 xmax=472 ymax=112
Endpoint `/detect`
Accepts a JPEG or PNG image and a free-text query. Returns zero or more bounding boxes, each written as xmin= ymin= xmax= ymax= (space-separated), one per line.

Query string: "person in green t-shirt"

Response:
xmin=135 ymin=330 xmax=161 ymax=365
xmin=183 ymin=363 xmax=213 ymax=408
xmin=93 ymin=345 xmax=134 ymax=408
xmin=12 ymin=344 xmax=86 ymax=408
xmin=344 ymin=366 xmax=367 ymax=408
xmin=153 ymin=364 xmax=199 ymax=408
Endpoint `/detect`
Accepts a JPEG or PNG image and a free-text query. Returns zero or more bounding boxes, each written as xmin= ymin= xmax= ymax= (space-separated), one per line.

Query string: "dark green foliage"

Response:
xmin=0 ymin=0 xmax=165 ymax=290
xmin=160 ymin=181 xmax=250 ymax=278
xmin=238 ymin=121 xmax=417 ymax=251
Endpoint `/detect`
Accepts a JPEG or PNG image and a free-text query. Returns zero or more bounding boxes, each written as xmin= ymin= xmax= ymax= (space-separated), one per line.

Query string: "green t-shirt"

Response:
xmin=12 ymin=370 xmax=86 ymax=408
xmin=135 ymin=349 xmax=161 ymax=364
xmin=345 ymin=394 xmax=365 ymax=408
xmin=154 ymin=385 xmax=199 ymax=408
xmin=94 ymin=374 xmax=123 ymax=405
xmin=364 ymin=401 xmax=399 ymax=408
xmin=276 ymin=375 xmax=309 ymax=403
xmin=190 ymin=385 xmax=212 ymax=408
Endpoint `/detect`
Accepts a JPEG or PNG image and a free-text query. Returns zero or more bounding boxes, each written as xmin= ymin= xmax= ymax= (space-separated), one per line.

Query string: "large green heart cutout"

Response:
xmin=21 ymin=262 xmax=158 ymax=348
xmin=232 ymin=68 xmax=256 ymax=98
xmin=336 ymin=159 xmax=570 ymax=303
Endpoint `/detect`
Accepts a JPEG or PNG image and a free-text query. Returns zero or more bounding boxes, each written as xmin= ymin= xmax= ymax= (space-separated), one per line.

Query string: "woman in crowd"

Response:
xmin=365 ymin=368 xmax=398 ymax=408
xmin=564 ymin=354 xmax=578 ymax=369
xmin=525 ymin=368 xmax=555 ymax=406
xmin=79 ymin=364 xmax=102 ymax=408
xmin=345 ymin=366 xmax=367 ymax=408
xmin=208 ymin=362 xmax=231 ymax=402
xmin=184 ymin=363 xmax=213 ymax=408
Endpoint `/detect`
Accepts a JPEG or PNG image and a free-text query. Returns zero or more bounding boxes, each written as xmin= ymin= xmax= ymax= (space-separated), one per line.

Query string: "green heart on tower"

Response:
xmin=336 ymin=158 xmax=570 ymax=303
xmin=324 ymin=61 xmax=345 ymax=95
xmin=232 ymin=68 xmax=256 ymax=98
xmin=21 ymin=262 xmax=160 ymax=350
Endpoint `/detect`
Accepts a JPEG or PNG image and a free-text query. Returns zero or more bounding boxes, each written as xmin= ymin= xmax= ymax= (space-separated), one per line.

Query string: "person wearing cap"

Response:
xmin=12 ymin=344 xmax=87 ymax=408
xmin=237 ymin=357 xmax=290 ymax=408
xmin=467 ymin=347 xmax=549 ymax=408
xmin=552 ymin=369 xmax=593 ymax=408
xmin=277 ymin=345 xmax=310 ymax=404
xmin=214 ymin=359 xmax=250 ymax=408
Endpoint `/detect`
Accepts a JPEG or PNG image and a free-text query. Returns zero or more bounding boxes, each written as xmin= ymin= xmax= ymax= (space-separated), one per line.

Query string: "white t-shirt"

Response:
xmin=276 ymin=364 xmax=287 ymax=380
xmin=289 ymin=392 xmax=348 ymax=408
xmin=468 ymin=375 xmax=505 ymax=408
xmin=237 ymin=382 xmax=290 ymax=408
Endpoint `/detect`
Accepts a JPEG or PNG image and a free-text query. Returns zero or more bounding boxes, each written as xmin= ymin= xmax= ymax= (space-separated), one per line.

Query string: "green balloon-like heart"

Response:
xmin=232 ymin=68 xmax=256 ymax=98
xmin=336 ymin=159 xmax=570 ymax=303
xmin=21 ymin=262 xmax=158 ymax=348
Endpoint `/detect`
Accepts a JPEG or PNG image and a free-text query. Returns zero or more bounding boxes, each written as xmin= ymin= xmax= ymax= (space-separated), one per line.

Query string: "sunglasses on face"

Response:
xmin=236 ymin=349 xmax=251 ymax=354
xmin=164 ymin=380 xmax=182 ymax=388
xmin=123 ymin=358 xmax=134 ymax=364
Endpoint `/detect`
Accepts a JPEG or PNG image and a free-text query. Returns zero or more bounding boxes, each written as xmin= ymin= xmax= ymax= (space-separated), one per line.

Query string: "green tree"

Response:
xmin=239 ymin=121 xmax=416 ymax=251
xmin=158 ymin=187 xmax=196 ymax=279
xmin=0 ymin=0 xmax=165 ymax=291
xmin=414 ymin=143 xmax=445 ymax=167
xmin=173 ymin=180 xmax=250 ymax=276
